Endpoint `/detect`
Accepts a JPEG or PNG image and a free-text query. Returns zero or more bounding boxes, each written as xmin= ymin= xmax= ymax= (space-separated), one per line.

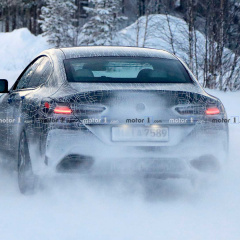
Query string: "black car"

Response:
xmin=0 ymin=46 xmax=228 ymax=194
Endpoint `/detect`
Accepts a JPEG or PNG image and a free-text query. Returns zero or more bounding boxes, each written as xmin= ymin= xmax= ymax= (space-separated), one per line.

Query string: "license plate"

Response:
xmin=112 ymin=126 xmax=169 ymax=142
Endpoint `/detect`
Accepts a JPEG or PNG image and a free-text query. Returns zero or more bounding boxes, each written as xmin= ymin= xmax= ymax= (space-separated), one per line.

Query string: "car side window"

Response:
xmin=27 ymin=57 xmax=52 ymax=88
xmin=15 ymin=58 xmax=43 ymax=90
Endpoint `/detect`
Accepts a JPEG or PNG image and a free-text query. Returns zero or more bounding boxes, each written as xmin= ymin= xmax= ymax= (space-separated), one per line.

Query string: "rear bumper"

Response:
xmin=33 ymin=123 xmax=228 ymax=177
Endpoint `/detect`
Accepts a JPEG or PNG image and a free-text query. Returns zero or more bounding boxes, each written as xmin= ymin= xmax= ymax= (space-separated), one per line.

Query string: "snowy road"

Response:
xmin=0 ymin=90 xmax=240 ymax=240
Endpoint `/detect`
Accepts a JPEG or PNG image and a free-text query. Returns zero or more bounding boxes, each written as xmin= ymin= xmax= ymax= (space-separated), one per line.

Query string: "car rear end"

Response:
xmin=37 ymin=51 xmax=229 ymax=179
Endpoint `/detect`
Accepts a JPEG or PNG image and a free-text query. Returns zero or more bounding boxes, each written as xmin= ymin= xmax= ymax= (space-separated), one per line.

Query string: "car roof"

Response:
xmin=58 ymin=46 xmax=177 ymax=60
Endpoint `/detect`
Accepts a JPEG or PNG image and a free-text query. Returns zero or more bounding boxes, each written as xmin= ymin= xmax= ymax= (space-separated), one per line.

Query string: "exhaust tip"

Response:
xmin=57 ymin=154 xmax=94 ymax=172
xmin=190 ymin=155 xmax=220 ymax=173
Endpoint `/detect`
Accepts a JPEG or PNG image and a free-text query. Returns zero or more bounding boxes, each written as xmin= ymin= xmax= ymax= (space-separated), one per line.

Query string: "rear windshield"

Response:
xmin=64 ymin=57 xmax=193 ymax=84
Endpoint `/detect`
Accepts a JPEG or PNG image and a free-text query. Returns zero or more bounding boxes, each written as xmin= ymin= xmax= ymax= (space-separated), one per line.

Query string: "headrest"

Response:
xmin=137 ymin=69 xmax=153 ymax=78
xmin=73 ymin=69 xmax=94 ymax=79
xmin=137 ymin=68 xmax=167 ymax=79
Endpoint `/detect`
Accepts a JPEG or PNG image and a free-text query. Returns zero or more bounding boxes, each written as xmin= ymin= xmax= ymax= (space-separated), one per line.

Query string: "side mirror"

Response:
xmin=0 ymin=79 xmax=9 ymax=93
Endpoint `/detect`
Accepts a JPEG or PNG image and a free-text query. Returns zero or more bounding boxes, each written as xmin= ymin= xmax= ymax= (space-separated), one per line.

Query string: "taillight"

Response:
xmin=205 ymin=107 xmax=220 ymax=115
xmin=54 ymin=106 xmax=72 ymax=114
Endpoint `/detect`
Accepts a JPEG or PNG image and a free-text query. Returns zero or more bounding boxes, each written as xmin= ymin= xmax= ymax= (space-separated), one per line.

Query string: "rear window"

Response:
xmin=64 ymin=57 xmax=193 ymax=84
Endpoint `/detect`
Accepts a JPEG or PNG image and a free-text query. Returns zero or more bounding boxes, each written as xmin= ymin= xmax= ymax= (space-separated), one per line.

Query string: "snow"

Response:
xmin=115 ymin=14 xmax=240 ymax=87
xmin=116 ymin=14 xmax=206 ymax=63
xmin=0 ymin=15 xmax=207 ymax=85
xmin=0 ymin=99 xmax=240 ymax=240
xmin=79 ymin=0 xmax=126 ymax=46
xmin=0 ymin=25 xmax=240 ymax=240
xmin=40 ymin=0 xmax=77 ymax=48
xmin=1 ymin=15 xmax=238 ymax=88
xmin=0 ymin=28 xmax=49 ymax=86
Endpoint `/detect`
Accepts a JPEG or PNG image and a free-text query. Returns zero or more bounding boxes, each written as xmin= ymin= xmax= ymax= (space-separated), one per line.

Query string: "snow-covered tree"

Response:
xmin=40 ymin=0 xmax=77 ymax=47
xmin=79 ymin=0 xmax=127 ymax=46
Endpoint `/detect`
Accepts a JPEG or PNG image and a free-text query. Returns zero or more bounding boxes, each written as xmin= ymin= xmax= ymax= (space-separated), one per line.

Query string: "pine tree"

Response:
xmin=79 ymin=0 xmax=127 ymax=46
xmin=40 ymin=0 xmax=77 ymax=47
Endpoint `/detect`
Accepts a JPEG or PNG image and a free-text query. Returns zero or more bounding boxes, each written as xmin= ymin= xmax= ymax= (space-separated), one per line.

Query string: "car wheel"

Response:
xmin=18 ymin=131 xmax=35 ymax=194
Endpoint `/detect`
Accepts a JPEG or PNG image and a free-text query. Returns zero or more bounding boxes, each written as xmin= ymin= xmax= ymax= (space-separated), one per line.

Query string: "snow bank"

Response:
xmin=116 ymin=14 xmax=206 ymax=68
xmin=0 ymin=28 xmax=49 ymax=86
xmin=116 ymin=14 xmax=239 ymax=86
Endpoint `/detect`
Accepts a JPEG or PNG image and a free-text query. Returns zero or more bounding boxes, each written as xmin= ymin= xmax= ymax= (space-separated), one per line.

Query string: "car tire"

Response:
xmin=18 ymin=131 xmax=35 ymax=195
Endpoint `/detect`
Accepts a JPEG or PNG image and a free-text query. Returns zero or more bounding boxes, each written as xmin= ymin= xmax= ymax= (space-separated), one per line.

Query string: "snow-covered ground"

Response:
xmin=0 ymin=89 xmax=240 ymax=240
xmin=0 ymin=28 xmax=240 ymax=240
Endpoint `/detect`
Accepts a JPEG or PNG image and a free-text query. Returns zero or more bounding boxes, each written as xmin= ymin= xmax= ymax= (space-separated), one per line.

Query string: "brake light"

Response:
xmin=205 ymin=107 xmax=220 ymax=115
xmin=54 ymin=106 xmax=72 ymax=114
